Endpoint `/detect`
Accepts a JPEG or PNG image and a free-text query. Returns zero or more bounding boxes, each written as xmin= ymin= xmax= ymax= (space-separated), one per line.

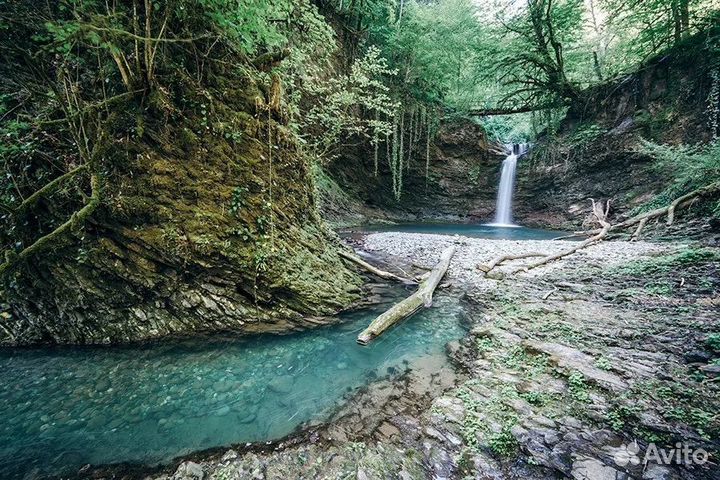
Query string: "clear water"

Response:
xmin=353 ymin=223 xmax=563 ymax=241
xmin=0 ymin=291 xmax=465 ymax=479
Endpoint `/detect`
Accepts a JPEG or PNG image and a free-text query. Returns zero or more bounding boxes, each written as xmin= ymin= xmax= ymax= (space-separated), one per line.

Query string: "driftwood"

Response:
xmin=478 ymin=252 xmax=545 ymax=274
xmin=511 ymin=199 xmax=611 ymax=274
xmin=572 ymin=181 xmax=720 ymax=240
xmin=357 ymin=245 xmax=456 ymax=345
xmin=338 ymin=250 xmax=415 ymax=284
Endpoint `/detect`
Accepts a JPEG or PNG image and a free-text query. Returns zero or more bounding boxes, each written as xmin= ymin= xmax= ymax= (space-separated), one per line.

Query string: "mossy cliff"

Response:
xmin=319 ymin=119 xmax=504 ymax=226
xmin=1 ymin=65 xmax=361 ymax=346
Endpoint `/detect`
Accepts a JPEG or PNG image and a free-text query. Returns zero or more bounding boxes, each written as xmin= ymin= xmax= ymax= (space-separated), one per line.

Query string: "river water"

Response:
xmin=0 ymin=289 xmax=466 ymax=479
xmin=351 ymin=223 xmax=562 ymax=240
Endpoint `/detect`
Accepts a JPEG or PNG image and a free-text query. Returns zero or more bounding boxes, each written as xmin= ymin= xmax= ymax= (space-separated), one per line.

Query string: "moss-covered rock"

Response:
xmin=2 ymin=71 xmax=361 ymax=345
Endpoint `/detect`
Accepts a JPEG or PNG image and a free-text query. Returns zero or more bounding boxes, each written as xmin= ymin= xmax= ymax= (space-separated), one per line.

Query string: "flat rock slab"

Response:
xmin=524 ymin=339 xmax=628 ymax=392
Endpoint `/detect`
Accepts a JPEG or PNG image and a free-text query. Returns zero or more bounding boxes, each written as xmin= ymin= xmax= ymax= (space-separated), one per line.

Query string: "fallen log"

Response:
xmin=357 ymin=245 xmax=456 ymax=345
xmin=338 ymin=250 xmax=415 ymax=284
xmin=571 ymin=181 xmax=720 ymax=239
xmin=512 ymin=199 xmax=611 ymax=274
xmin=478 ymin=252 xmax=545 ymax=274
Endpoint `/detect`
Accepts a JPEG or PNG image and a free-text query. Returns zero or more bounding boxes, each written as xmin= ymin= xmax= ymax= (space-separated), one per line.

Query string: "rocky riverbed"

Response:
xmin=98 ymin=232 xmax=719 ymax=480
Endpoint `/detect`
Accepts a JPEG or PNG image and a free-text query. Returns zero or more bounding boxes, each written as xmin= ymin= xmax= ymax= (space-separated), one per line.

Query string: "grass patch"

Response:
xmin=611 ymin=247 xmax=720 ymax=277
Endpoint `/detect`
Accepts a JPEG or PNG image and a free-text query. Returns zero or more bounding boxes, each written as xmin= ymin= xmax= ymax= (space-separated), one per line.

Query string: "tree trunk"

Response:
xmin=338 ymin=250 xmax=415 ymax=284
xmin=357 ymin=245 xmax=456 ymax=345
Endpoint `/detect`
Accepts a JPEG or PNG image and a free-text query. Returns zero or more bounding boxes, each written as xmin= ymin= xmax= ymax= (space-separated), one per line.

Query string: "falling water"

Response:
xmin=491 ymin=144 xmax=526 ymax=227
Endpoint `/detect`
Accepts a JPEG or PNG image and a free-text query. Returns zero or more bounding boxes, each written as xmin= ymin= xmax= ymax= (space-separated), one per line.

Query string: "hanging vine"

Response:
xmin=407 ymin=107 xmax=414 ymax=172
xmin=708 ymin=65 xmax=720 ymax=140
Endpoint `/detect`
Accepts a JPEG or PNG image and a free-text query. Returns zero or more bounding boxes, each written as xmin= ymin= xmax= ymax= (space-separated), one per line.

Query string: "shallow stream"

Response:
xmin=0 ymin=289 xmax=466 ymax=478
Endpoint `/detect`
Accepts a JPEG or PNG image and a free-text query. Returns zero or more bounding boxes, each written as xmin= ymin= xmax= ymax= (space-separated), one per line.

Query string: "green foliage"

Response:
xmin=634 ymin=140 xmax=720 ymax=216
xmin=568 ymin=124 xmax=606 ymax=149
xmin=300 ymin=46 xmax=398 ymax=161
xmin=707 ymin=333 xmax=720 ymax=353
xmin=607 ymin=403 xmax=641 ymax=431
xmin=567 ymin=372 xmax=590 ymax=402
xmin=487 ymin=426 xmax=518 ymax=457
xmin=594 ymin=357 xmax=612 ymax=371
xmin=229 ymin=186 xmax=249 ymax=216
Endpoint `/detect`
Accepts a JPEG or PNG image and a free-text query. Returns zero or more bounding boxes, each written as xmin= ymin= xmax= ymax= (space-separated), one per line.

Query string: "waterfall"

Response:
xmin=491 ymin=143 xmax=525 ymax=227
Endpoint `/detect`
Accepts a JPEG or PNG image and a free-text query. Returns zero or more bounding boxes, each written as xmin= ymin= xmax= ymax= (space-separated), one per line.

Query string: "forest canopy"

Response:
xmin=1 ymin=0 xmax=720 ymax=275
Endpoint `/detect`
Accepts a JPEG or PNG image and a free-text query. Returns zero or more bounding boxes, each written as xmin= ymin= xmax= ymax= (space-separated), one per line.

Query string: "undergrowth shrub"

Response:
xmin=633 ymin=140 xmax=720 ymax=216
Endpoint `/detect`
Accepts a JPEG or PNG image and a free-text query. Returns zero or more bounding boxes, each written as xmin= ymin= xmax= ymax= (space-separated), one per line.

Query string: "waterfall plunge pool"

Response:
xmin=347 ymin=222 xmax=564 ymax=240
xmin=0 ymin=288 xmax=467 ymax=479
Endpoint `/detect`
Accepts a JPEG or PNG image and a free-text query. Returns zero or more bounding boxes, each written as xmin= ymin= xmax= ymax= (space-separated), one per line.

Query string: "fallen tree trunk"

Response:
xmin=338 ymin=250 xmax=415 ymax=284
xmin=573 ymin=182 xmax=720 ymax=239
xmin=357 ymin=245 xmax=456 ymax=346
xmin=468 ymin=104 xmax=557 ymax=116
xmin=478 ymin=252 xmax=545 ymax=274
xmin=512 ymin=199 xmax=611 ymax=274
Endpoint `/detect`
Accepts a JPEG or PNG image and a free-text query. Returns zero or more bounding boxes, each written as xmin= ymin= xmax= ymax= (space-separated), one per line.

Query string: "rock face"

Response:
xmin=320 ymin=119 xmax=505 ymax=226
xmin=1 ymin=72 xmax=361 ymax=345
xmin=514 ymin=33 xmax=717 ymax=230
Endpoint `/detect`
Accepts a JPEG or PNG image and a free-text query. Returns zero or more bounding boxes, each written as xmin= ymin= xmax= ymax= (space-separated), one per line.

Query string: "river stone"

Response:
xmin=213 ymin=380 xmax=231 ymax=393
xmin=267 ymin=375 xmax=294 ymax=394
xmin=221 ymin=449 xmax=238 ymax=462
xmin=172 ymin=461 xmax=204 ymax=480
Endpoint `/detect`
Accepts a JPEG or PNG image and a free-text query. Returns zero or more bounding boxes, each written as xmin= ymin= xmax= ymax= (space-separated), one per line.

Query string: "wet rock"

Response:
xmin=683 ymin=350 xmax=712 ymax=364
xmin=699 ymin=363 xmax=720 ymax=377
xmin=523 ymin=339 xmax=628 ymax=392
xmin=470 ymin=454 xmax=505 ymax=480
xmin=238 ymin=412 xmax=258 ymax=424
xmin=571 ymin=456 xmax=627 ymax=480
xmin=422 ymin=441 xmax=455 ymax=479
xmin=642 ymin=463 xmax=680 ymax=480
xmin=432 ymin=396 xmax=465 ymax=424
xmin=172 ymin=461 xmax=204 ymax=480
xmin=267 ymin=375 xmax=294 ymax=394
xmin=214 ymin=406 xmax=230 ymax=416
xmin=398 ymin=470 xmax=414 ymax=480
xmin=377 ymin=421 xmax=401 ymax=439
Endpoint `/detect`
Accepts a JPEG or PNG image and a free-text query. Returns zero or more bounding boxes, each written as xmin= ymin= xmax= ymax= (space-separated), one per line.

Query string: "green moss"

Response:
xmin=611 ymin=247 xmax=720 ymax=277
